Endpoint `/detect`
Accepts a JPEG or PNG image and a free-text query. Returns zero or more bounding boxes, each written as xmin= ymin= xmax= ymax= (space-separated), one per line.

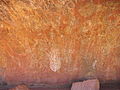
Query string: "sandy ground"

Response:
xmin=0 ymin=85 xmax=120 ymax=90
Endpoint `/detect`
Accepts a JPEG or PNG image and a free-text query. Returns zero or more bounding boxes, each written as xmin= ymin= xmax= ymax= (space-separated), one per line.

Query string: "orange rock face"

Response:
xmin=0 ymin=0 xmax=120 ymax=87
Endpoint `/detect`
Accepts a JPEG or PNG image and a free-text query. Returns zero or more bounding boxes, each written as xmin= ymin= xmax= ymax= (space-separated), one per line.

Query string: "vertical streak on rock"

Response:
xmin=48 ymin=48 xmax=61 ymax=72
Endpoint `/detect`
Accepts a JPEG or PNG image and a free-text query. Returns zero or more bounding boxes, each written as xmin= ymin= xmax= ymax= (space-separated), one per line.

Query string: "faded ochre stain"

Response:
xmin=48 ymin=49 xmax=61 ymax=72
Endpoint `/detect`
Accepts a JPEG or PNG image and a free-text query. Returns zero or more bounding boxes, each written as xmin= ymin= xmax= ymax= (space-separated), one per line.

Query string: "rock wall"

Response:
xmin=0 ymin=0 xmax=120 ymax=87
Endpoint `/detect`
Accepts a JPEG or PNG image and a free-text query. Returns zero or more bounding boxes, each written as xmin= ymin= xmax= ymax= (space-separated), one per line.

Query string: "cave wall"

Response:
xmin=0 ymin=0 xmax=120 ymax=87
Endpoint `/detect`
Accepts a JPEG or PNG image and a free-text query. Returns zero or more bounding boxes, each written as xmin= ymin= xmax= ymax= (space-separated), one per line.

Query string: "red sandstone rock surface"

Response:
xmin=9 ymin=85 xmax=29 ymax=90
xmin=0 ymin=0 xmax=120 ymax=88
xmin=71 ymin=79 xmax=99 ymax=90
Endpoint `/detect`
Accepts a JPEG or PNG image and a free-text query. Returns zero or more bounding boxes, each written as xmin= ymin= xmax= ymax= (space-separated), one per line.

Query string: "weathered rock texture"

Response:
xmin=71 ymin=79 xmax=99 ymax=90
xmin=9 ymin=85 xmax=29 ymax=90
xmin=0 ymin=0 xmax=120 ymax=88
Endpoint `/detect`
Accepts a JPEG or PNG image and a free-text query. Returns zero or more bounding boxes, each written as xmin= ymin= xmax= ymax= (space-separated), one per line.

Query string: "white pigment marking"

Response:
xmin=92 ymin=60 xmax=97 ymax=69
xmin=48 ymin=49 xmax=61 ymax=72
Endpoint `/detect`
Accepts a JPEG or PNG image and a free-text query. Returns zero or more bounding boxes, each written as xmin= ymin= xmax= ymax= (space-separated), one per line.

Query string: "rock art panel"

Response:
xmin=0 ymin=0 xmax=120 ymax=87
